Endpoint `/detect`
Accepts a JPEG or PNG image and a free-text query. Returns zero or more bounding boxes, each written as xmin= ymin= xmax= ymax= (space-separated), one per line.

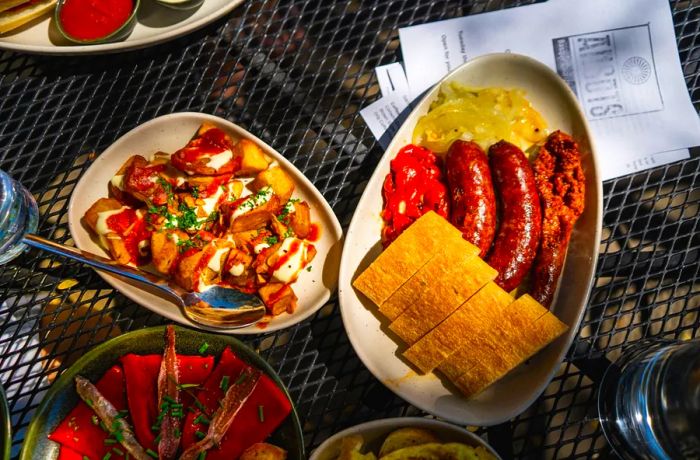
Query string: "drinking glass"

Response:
xmin=0 ymin=169 xmax=38 ymax=264
xmin=598 ymin=339 xmax=700 ymax=459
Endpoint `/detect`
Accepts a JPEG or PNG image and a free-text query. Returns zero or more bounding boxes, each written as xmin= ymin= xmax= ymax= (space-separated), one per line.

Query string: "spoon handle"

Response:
xmin=22 ymin=234 xmax=184 ymax=306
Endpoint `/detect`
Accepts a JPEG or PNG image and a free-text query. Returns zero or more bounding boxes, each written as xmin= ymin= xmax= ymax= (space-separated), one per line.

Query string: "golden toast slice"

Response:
xmin=403 ymin=281 xmax=513 ymax=373
xmin=352 ymin=211 xmax=470 ymax=307
xmin=449 ymin=309 xmax=568 ymax=398
xmin=389 ymin=257 xmax=497 ymax=344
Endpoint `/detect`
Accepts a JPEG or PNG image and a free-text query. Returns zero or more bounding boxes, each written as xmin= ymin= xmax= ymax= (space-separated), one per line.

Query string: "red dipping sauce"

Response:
xmin=59 ymin=0 xmax=134 ymax=40
xmin=381 ymin=144 xmax=450 ymax=246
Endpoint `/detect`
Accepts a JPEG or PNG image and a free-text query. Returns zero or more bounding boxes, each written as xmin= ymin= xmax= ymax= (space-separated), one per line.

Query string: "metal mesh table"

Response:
xmin=0 ymin=0 xmax=698 ymax=458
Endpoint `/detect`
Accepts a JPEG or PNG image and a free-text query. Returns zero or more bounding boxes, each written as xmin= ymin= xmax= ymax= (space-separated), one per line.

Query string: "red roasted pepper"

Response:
xmin=48 ymin=365 xmax=127 ymax=459
xmin=181 ymin=347 xmax=292 ymax=459
xmin=381 ymin=144 xmax=450 ymax=246
xmin=120 ymin=353 xmax=214 ymax=451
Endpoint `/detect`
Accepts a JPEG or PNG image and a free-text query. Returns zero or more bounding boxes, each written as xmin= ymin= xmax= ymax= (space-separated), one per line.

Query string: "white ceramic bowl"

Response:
xmin=309 ymin=417 xmax=502 ymax=460
xmin=68 ymin=112 xmax=343 ymax=334
xmin=338 ymin=53 xmax=602 ymax=424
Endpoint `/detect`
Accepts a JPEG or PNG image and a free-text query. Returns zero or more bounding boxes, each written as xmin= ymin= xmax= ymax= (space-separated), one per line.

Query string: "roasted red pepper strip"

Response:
xmin=181 ymin=347 xmax=293 ymax=460
xmin=531 ymin=130 xmax=586 ymax=307
xmin=120 ymin=353 xmax=214 ymax=451
xmin=381 ymin=144 xmax=450 ymax=246
xmin=48 ymin=365 xmax=127 ymax=459
xmin=56 ymin=446 xmax=85 ymax=460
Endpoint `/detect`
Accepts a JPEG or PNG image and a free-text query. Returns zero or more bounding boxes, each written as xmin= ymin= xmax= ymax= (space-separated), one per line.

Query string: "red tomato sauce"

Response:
xmin=171 ymin=128 xmax=240 ymax=174
xmin=381 ymin=144 xmax=450 ymax=245
xmin=59 ymin=0 xmax=134 ymax=40
xmin=306 ymin=223 xmax=320 ymax=241
xmin=106 ymin=209 xmax=151 ymax=264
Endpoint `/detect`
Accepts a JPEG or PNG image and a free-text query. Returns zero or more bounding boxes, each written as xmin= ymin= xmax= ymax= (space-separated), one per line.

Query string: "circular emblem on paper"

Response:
xmin=621 ymin=56 xmax=651 ymax=85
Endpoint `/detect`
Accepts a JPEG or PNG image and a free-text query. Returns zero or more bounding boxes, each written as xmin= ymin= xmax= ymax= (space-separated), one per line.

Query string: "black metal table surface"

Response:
xmin=0 ymin=0 xmax=698 ymax=458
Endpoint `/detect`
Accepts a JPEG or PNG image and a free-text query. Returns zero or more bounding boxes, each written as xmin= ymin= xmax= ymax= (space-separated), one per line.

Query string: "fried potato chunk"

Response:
xmin=237 ymin=138 xmax=271 ymax=176
xmin=230 ymin=195 xmax=282 ymax=233
xmin=240 ymin=443 xmax=287 ymax=460
xmin=150 ymin=230 xmax=188 ymax=275
xmin=250 ymin=166 xmax=295 ymax=203
xmin=258 ymin=283 xmax=297 ymax=315
xmin=288 ymin=201 xmax=311 ymax=238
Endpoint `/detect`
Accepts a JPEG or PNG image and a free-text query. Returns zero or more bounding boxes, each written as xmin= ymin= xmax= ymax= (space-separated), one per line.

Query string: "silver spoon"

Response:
xmin=22 ymin=234 xmax=266 ymax=329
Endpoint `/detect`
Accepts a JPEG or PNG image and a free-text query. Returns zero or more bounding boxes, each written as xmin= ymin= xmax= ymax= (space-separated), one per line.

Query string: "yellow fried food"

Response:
xmin=412 ymin=84 xmax=547 ymax=154
xmin=379 ymin=428 xmax=440 ymax=457
xmin=380 ymin=443 xmax=497 ymax=460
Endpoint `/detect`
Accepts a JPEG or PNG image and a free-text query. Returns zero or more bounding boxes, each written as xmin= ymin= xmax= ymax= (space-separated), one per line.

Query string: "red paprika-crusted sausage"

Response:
xmin=531 ymin=131 xmax=586 ymax=308
xmin=486 ymin=140 xmax=542 ymax=292
xmin=445 ymin=140 xmax=497 ymax=257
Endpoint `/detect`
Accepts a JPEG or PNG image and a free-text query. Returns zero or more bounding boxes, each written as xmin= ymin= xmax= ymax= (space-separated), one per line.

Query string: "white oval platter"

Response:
xmin=68 ymin=112 xmax=343 ymax=334
xmin=0 ymin=0 xmax=243 ymax=55
xmin=338 ymin=53 xmax=602 ymax=425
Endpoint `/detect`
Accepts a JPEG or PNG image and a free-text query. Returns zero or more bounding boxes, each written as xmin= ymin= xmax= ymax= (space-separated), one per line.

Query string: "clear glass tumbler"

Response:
xmin=598 ymin=339 xmax=700 ymax=459
xmin=0 ymin=169 xmax=38 ymax=264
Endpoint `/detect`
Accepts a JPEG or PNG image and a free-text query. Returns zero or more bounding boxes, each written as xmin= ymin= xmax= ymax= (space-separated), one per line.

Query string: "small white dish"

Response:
xmin=0 ymin=0 xmax=243 ymax=55
xmin=68 ymin=112 xmax=343 ymax=334
xmin=338 ymin=53 xmax=602 ymax=425
xmin=309 ymin=417 xmax=502 ymax=460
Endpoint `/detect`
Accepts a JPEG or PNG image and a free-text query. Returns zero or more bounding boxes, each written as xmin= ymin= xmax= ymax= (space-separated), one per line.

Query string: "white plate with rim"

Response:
xmin=309 ymin=417 xmax=502 ymax=460
xmin=0 ymin=0 xmax=242 ymax=55
xmin=338 ymin=53 xmax=602 ymax=425
xmin=68 ymin=112 xmax=343 ymax=334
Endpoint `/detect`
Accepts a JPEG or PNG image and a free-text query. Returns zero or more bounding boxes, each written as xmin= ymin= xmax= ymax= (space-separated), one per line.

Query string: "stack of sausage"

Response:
xmin=382 ymin=131 xmax=586 ymax=308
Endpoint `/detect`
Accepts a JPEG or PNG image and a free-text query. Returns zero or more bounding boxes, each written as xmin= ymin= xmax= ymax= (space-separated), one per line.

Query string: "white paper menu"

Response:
xmin=361 ymin=0 xmax=700 ymax=181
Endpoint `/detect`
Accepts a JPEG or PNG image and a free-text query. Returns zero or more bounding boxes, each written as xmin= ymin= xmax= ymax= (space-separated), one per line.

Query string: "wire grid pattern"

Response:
xmin=0 ymin=0 xmax=698 ymax=458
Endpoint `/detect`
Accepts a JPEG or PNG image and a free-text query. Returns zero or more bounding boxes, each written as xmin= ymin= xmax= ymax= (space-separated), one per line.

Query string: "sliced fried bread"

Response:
xmin=352 ymin=211 xmax=474 ymax=308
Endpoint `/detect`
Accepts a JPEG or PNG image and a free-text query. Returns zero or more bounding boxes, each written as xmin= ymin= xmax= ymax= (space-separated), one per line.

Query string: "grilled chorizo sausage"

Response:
xmin=531 ymin=131 xmax=585 ymax=308
xmin=445 ymin=140 xmax=497 ymax=257
xmin=486 ymin=140 xmax=542 ymax=292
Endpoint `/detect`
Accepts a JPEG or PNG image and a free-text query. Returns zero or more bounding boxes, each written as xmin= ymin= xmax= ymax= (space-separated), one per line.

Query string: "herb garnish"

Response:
xmin=258 ymin=405 xmax=265 ymax=422
xmin=198 ymin=342 xmax=209 ymax=354
xmin=264 ymin=236 xmax=278 ymax=245
xmin=157 ymin=178 xmax=174 ymax=203
xmin=191 ymin=186 xmax=199 ymax=199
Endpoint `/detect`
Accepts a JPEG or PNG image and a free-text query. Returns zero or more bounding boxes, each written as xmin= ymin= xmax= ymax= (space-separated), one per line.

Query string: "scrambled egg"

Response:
xmin=412 ymin=83 xmax=548 ymax=155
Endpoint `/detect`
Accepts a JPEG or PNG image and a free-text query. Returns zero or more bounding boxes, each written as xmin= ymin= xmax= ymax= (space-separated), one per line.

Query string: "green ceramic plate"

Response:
xmin=0 ymin=382 xmax=10 ymax=460
xmin=20 ymin=326 xmax=304 ymax=460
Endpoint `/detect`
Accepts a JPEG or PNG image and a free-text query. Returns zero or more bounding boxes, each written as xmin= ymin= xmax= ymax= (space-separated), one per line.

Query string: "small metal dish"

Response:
xmin=154 ymin=0 xmax=204 ymax=11
xmin=54 ymin=0 xmax=140 ymax=45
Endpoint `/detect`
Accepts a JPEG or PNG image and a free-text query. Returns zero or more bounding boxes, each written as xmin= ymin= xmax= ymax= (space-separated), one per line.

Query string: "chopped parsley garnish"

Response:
xmin=112 ymin=447 xmax=124 ymax=456
xmin=198 ymin=452 xmax=207 ymax=460
xmin=219 ymin=375 xmax=230 ymax=391
xmin=104 ymin=438 xmax=117 ymax=445
xmin=198 ymin=342 xmax=209 ymax=354
xmin=102 ymin=453 xmax=112 ymax=460
xmin=177 ymin=203 xmax=201 ymax=230
xmin=283 ymin=227 xmax=295 ymax=238
xmin=191 ymin=186 xmax=199 ymax=199
xmin=178 ymin=383 xmax=200 ymax=390
xmin=258 ymin=405 xmax=265 ymax=422
xmin=146 ymin=449 xmax=158 ymax=459
xmin=264 ymin=236 xmax=278 ymax=245
xmin=176 ymin=238 xmax=196 ymax=253
xmin=193 ymin=414 xmax=210 ymax=425
xmin=234 ymin=371 xmax=249 ymax=386
xmin=157 ymin=178 xmax=174 ymax=203
xmin=195 ymin=430 xmax=206 ymax=440
xmin=306 ymin=265 xmax=312 ymax=272
xmin=206 ymin=210 xmax=219 ymax=223
xmin=91 ymin=415 xmax=99 ymax=425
